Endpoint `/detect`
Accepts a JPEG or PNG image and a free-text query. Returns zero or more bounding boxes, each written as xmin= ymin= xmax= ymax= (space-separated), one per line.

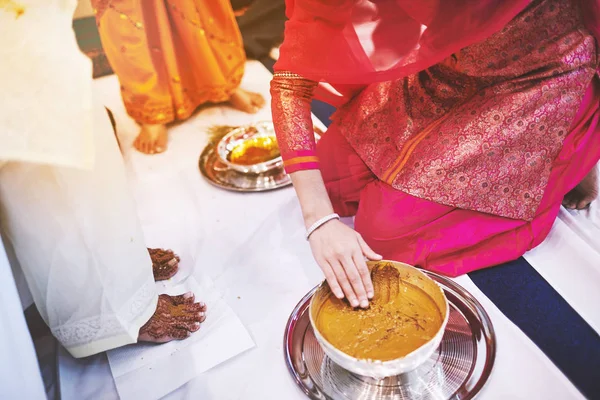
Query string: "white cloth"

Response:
xmin=0 ymin=236 xmax=46 ymax=399
xmin=0 ymin=100 xmax=158 ymax=358
xmin=0 ymin=0 xmax=159 ymax=359
xmin=0 ymin=0 xmax=94 ymax=169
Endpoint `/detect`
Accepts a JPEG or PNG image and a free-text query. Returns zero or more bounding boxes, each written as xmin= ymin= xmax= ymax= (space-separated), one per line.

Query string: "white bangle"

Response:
xmin=306 ymin=213 xmax=340 ymax=240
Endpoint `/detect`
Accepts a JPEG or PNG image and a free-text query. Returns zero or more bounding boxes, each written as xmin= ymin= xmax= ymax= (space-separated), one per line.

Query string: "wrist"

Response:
xmin=305 ymin=213 xmax=340 ymax=240
xmin=303 ymin=206 xmax=335 ymax=228
xmin=288 ymin=169 xmax=334 ymax=228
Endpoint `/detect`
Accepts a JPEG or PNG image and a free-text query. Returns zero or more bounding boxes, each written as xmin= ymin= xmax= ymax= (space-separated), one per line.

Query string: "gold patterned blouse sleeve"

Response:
xmin=270 ymin=71 xmax=319 ymax=173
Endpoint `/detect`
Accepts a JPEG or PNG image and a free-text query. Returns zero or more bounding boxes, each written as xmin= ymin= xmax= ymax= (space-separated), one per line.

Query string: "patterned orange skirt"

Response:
xmin=93 ymin=0 xmax=245 ymax=124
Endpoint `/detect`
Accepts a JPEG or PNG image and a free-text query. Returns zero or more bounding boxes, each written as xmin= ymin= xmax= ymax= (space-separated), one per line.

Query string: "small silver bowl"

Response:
xmin=309 ymin=260 xmax=450 ymax=379
xmin=216 ymin=121 xmax=283 ymax=174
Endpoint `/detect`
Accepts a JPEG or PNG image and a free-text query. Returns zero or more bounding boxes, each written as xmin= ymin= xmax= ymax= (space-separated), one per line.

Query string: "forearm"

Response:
xmin=270 ymin=72 xmax=319 ymax=172
xmin=290 ymin=169 xmax=334 ymax=228
xmin=270 ymin=73 xmax=333 ymax=225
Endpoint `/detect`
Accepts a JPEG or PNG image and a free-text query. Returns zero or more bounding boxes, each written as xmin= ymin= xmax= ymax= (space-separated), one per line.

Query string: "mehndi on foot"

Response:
xmin=138 ymin=293 xmax=207 ymax=343
xmin=149 ymin=248 xmax=180 ymax=281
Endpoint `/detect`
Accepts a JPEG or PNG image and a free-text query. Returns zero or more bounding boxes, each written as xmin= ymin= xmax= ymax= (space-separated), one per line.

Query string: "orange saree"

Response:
xmin=93 ymin=0 xmax=245 ymax=125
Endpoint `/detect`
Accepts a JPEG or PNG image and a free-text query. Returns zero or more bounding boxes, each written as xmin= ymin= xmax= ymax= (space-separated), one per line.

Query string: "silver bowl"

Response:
xmin=216 ymin=121 xmax=283 ymax=174
xmin=309 ymin=260 xmax=450 ymax=379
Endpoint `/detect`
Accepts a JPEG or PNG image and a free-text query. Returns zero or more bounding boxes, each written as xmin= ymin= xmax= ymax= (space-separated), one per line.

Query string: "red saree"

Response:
xmin=271 ymin=0 xmax=600 ymax=276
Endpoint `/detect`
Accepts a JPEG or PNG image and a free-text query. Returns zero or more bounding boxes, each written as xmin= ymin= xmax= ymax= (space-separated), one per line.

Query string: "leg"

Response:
xmin=0 ymin=104 xmax=158 ymax=357
xmin=316 ymin=124 xmax=376 ymax=217
xmin=354 ymin=78 xmax=600 ymax=277
xmin=167 ymin=0 xmax=265 ymax=113
xmin=354 ymin=182 xmax=537 ymax=276
xmin=96 ymin=0 xmax=171 ymax=154
xmin=0 ymin=105 xmax=203 ymax=356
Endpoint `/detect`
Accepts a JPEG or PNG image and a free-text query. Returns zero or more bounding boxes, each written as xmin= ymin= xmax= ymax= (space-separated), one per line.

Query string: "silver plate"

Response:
xmin=284 ymin=271 xmax=496 ymax=400
xmin=199 ymin=140 xmax=291 ymax=192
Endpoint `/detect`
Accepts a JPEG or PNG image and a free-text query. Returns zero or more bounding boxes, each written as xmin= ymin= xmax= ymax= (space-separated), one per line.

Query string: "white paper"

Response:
xmin=107 ymin=275 xmax=255 ymax=400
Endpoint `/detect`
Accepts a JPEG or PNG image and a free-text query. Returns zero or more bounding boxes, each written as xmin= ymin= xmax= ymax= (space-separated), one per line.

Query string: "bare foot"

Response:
xmin=229 ymin=88 xmax=265 ymax=114
xmin=563 ymin=166 xmax=598 ymax=210
xmin=133 ymin=124 xmax=168 ymax=154
xmin=139 ymin=293 xmax=207 ymax=343
xmin=149 ymin=248 xmax=180 ymax=281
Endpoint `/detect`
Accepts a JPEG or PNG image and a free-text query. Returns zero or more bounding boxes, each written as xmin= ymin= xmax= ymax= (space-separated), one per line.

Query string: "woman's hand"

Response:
xmin=308 ymin=219 xmax=382 ymax=308
xmin=287 ymin=169 xmax=382 ymax=308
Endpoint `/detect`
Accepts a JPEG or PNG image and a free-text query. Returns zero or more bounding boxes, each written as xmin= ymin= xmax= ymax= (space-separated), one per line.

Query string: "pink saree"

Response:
xmin=271 ymin=0 xmax=600 ymax=276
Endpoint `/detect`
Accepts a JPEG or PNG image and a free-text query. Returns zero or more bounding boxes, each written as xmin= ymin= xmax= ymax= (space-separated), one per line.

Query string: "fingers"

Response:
xmin=319 ymin=260 xmax=344 ymax=299
xmin=340 ymin=255 xmax=369 ymax=308
xmin=357 ymin=234 xmax=382 ymax=260
xmin=353 ymin=252 xmax=374 ymax=299
xmin=330 ymin=260 xmax=360 ymax=308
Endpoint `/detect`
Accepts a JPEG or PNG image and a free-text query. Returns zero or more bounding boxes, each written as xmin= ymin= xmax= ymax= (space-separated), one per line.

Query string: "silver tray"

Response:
xmin=284 ymin=271 xmax=496 ymax=400
xmin=199 ymin=140 xmax=291 ymax=192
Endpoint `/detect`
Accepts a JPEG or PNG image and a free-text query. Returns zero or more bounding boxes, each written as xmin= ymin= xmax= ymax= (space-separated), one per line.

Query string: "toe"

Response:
xmin=189 ymin=322 xmax=201 ymax=332
xmin=155 ymin=133 xmax=168 ymax=154
xmin=185 ymin=303 xmax=206 ymax=313
xmin=577 ymin=199 xmax=590 ymax=210
xmin=251 ymin=93 xmax=266 ymax=107
xmin=176 ymin=321 xmax=201 ymax=332
xmin=170 ymin=328 xmax=191 ymax=340
xmin=140 ymin=139 xmax=151 ymax=154
xmin=197 ymin=311 xmax=206 ymax=323
xmin=133 ymin=136 xmax=143 ymax=153
xmin=170 ymin=292 xmax=194 ymax=305
xmin=182 ymin=292 xmax=195 ymax=304
xmin=148 ymin=139 xmax=157 ymax=154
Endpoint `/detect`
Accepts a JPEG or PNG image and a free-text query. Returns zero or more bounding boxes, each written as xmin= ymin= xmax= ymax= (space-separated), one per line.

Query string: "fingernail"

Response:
xmin=184 ymin=292 xmax=194 ymax=298
xmin=199 ymin=302 xmax=206 ymax=308
xmin=350 ymin=299 xmax=359 ymax=308
xmin=360 ymin=300 xmax=369 ymax=308
xmin=367 ymin=291 xmax=374 ymax=299
xmin=334 ymin=291 xmax=344 ymax=299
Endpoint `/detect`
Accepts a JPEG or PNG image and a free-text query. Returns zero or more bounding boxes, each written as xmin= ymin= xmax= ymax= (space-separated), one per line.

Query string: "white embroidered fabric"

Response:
xmin=0 ymin=101 xmax=158 ymax=358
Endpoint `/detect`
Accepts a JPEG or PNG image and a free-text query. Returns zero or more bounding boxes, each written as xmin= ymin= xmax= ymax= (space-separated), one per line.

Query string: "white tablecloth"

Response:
xmin=56 ymin=61 xmax=598 ymax=400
